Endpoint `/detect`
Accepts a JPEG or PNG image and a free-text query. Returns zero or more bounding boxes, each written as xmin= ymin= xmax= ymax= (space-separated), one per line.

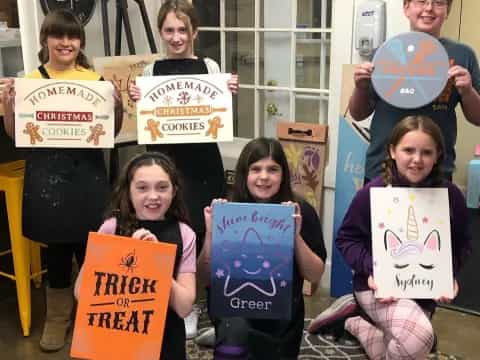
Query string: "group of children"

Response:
xmin=0 ymin=0 xmax=477 ymax=359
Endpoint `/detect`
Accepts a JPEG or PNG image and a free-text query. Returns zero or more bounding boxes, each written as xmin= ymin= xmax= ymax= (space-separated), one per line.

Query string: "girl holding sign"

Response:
xmin=75 ymin=152 xmax=196 ymax=359
xmin=128 ymin=0 xmax=238 ymax=244
xmin=198 ymin=137 xmax=327 ymax=359
xmin=2 ymin=10 xmax=122 ymax=352
xmin=336 ymin=116 xmax=471 ymax=359
xmin=128 ymin=0 xmax=239 ymax=337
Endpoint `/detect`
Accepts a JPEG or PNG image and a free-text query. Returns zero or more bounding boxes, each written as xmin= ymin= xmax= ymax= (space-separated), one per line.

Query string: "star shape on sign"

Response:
xmin=216 ymin=268 xmax=225 ymax=278
xmin=222 ymin=227 xmax=289 ymax=298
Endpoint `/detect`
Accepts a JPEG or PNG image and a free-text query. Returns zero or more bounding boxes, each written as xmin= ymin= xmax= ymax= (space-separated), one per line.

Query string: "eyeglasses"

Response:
xmin=410 ymin=0 xmax=448 ymax=8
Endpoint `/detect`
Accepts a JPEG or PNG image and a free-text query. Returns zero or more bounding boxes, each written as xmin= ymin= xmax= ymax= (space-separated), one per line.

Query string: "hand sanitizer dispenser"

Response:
xmin=466 ymin=144 xmax=480 ymax=209
xmin=355 ymin=0 xmax=386 ymax=58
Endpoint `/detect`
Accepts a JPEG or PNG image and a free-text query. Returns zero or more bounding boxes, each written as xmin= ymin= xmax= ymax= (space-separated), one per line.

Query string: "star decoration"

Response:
xmin=387 ymin=209 xmax=393 ymax=216
xmin=422 ymin=217 xmax=429 ymax=224
xmin=280 ymin=280 xmax=287 ymax=288
xmin=379 ymin=222 xmax=385 ymax=229
xmin=215 ymin=268 xmax=225 ymax=278
xmin=409 ymin=194 xmax=416 ymax=202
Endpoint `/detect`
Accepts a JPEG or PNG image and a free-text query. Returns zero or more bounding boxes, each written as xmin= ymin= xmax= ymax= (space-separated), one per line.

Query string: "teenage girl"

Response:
xmin=75 ymin=151 xmax=196 ymax=359
xmin=336 ymin=115 xmax=471 ymax=359
xmin=2 ymin=10 xmax=123 ymax=352
xmin=198 ymin=137 xmax=327 ymax=359
xmin=128 ymin=0 xmax=239 ymax=244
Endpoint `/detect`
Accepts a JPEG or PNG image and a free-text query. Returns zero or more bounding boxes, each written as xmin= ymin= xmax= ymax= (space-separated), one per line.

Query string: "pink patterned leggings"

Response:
xmin=345 ymin=290 xmax=434 ymax=359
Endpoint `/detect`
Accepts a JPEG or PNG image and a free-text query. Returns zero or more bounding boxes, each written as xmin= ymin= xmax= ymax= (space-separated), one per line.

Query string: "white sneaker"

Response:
xmin=185 ymin=304 xmax=200 ymax=339
xmin=195 ymin=326 xmax=215 ymax=347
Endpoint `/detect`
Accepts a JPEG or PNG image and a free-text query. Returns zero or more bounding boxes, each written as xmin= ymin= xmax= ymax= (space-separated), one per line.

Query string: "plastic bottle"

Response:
xmin=466 ymin=144 xmax=480 ymax=209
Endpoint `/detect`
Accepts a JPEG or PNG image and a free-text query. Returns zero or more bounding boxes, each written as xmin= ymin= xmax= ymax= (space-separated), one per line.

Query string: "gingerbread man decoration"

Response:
xmin=86 ymin=123 xmax=106 ymax=146
xmin=23 ymin=122 xmax=43 ymax=145
xmin=144 ymin=118 xmax=164 ymax=141
xmin=205 ymin=116 xmax=224 ymax=139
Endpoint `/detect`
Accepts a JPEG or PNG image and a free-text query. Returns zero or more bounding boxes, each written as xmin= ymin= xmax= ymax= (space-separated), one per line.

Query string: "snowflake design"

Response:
xmin=177 ymin=91 xmax=191 ymax=105
xmin=163 ymin=95 xmax=173 ymax=106
xmin=194 ymin=94 xmax=204 ymax=104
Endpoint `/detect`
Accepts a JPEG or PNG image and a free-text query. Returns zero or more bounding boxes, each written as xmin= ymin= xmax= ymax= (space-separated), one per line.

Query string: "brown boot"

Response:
xmin=39 ymin=286 xmax=73 ymax=352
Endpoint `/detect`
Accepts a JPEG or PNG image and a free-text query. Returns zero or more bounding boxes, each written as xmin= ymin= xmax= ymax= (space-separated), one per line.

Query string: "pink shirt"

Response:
xmin=98 ymin=217 xmax=196 ymax=273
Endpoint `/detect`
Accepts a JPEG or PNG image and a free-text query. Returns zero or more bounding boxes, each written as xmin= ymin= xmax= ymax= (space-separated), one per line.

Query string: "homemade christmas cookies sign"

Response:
xmin=136 ymin=73 xmax=233 ymax=144
xmin=14 ymin=78 xmax=115 ymax=148
xmin=71 ymin=232 xmax=176 ymax=360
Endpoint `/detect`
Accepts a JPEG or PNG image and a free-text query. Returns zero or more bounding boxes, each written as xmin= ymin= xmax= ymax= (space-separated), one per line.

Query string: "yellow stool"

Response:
xmin=0 ymin=160 xmax=46 ymax=336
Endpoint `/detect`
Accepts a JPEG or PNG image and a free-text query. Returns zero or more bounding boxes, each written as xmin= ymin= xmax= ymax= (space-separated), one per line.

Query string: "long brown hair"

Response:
xmin=157 ymin=0 xmax=199 ymax=40
xmin=38 ymin=9 xmax=91 ymax=68
xmin=231 ymin=137 xmax=296 ymax=203
xmin=382 ymin=115 xmax=445 ymax=185
xmin=106 ymin=152 xmax=191 ymax=236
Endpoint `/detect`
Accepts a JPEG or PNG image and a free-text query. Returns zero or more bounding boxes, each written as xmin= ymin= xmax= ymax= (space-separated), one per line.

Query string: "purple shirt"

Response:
xmin=335 ymin=176 xmax=471 ymax=311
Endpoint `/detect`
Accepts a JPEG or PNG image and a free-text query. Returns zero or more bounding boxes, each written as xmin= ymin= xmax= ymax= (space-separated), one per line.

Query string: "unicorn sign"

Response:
xmin=370 ymin=188 xmax=454 ymax=299
xmin=209 ymin=202 xmax=295 ymax=319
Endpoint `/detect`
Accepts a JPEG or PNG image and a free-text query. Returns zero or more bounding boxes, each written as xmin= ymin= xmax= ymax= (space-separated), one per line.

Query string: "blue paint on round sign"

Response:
xmin=372 ymin=32 xmax=449 ymax=109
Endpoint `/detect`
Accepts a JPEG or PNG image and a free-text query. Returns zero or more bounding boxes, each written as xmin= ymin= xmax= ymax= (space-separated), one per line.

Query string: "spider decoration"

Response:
xmin=119 ymin=249 xmax=138 ymax=272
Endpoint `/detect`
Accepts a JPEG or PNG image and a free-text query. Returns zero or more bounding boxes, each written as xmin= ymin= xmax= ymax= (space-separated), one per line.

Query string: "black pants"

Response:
xmin=46 ymin=243 xmax=86 ymax=288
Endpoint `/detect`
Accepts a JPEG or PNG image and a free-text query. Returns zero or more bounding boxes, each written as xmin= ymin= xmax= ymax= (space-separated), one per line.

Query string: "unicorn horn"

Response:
xmin=406 ymin=206 xmax=419 ymax=241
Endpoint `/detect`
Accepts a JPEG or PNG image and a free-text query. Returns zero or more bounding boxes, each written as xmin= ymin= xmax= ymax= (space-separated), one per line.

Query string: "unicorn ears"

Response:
xmin=384 ymin=230 xmax=402 ymax=251
xmin=424 ymin=230 xmax=441 ymax=251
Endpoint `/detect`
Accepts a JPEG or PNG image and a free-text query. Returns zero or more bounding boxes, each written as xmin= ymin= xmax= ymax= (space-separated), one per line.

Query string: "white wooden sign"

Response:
xmin=15 ymin=78 xmax=115 ymax=148
xmin=136 ymin=73 xmax=233 ymax=144
xmin=370 ymin=187 xmax=454 ymax=299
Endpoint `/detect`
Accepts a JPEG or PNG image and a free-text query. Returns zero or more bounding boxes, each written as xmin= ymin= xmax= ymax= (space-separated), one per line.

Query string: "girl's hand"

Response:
xmin=436 ymin=279 xmax=459 ymax=303
xmin=1 ymin=78 xmax=15 ymax=112
xmin=353 ymin=62 xmax=373 ymax=90
xmin=227 ymin=74 xmax=239 ymax=94
xmin=282 ymin=201 xmax=302 ymax=237
xmin=368 ymin=275 xmax=397 ymax=304
xmin=128 ymin=80 xmax=141 ymax=102
xmin=448 ymin=65 xmax=474 ymax=96
xmin=204 ymin=198 xmax=228 ymax=234
xmin=132 ymin=228 xmax=158 ymax=242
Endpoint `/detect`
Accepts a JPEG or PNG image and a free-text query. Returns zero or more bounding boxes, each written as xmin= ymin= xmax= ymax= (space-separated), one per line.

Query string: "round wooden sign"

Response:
xmin=372 ymin=32 xmax=449 ymax=109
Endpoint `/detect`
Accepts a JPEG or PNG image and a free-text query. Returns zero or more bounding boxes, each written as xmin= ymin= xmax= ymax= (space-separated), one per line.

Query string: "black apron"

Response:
xmin=136 ymin=219 xmax=186 ymax=360
xmin=22 ymin=65 xmax=109 ymax=244
xmin=147 ymin=58 xmax=226 ymax=238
